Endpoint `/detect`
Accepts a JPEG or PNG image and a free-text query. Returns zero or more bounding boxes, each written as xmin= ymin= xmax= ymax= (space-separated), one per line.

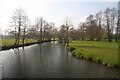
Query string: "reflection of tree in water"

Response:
xmin=0 ymin=51 xmax=2 ymax=79
xmin=14 ymin=48 xmax=20 ymax=64
xmin=13 ymin=47 xmax=26 ymax=76
xmin=64 ymin=45 xmax=69 ymax=76
xmin=38 ymin=44 xmax=43 ymax=65
xmin=21 ymin=47 xmax=26 ymax=77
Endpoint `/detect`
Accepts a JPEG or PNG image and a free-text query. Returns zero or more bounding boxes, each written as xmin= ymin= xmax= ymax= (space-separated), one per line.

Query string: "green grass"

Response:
xmin=0 ymin=38 xmax=37 ymax=46
xmin=68 ymin=40 xmax=119 ymax=68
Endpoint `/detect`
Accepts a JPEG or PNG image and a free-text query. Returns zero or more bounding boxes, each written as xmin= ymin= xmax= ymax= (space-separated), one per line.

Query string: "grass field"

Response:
xmin=68 ymin=40 xmax=119 ymax=68
xmin=0 ymin=39 xmax=37 ymax=46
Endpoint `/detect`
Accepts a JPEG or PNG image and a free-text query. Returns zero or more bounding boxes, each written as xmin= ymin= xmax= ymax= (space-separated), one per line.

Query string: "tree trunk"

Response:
xmin=17 ymin=25 xmax=21 ymax=45
xmin=22 ymin=28 xmax=25 ymax=46
xmin=98 ymin=20 xmax=101 ymax=41
xmin=39 ymin=18 xmax=43 ymax=43
xmin=107 ymin=19 xmax=112 ymax=42
xmin=116 ymin=20 xmax=119 ymax=42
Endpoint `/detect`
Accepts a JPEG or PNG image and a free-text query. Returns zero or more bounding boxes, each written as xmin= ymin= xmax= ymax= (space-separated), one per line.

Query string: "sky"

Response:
xmin=0 ymin=0 xmax=119 ymax=34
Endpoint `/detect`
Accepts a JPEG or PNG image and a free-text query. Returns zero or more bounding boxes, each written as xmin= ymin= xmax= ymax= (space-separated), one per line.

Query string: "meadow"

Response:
xmin=68 ymin=40 xmax=119 ymax=68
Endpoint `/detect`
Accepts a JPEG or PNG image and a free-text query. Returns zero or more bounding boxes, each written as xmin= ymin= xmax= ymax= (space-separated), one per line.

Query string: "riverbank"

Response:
xmin=0 ymin=39 xmax=54 ymax=51
xmin=67 ymin=40 xmax=119 ymax=69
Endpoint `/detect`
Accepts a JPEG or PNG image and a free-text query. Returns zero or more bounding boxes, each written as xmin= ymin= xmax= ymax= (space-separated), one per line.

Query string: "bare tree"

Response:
xmin=78 ymin=22 xmax=86 ymax=40
xmin=35 ymin=17 xmax=55 ymax=42
xmin=57 ymin=24 xmax=66 ymax=42
xmin=12 ymin=8 xmax=28 ymax=45
xmin=64 ymin=17 xmax=72 ymax=45
xmin=9 ymin=20 xmax=17 ymax=39
xmin=26 ymin=25 xmax=38 ymax=40
xmin=22 ymin=14 xmax=29 ymax=45
xmin=35 ymin=17 xmax=44 ymax=43
xmin=48 ymin=22 xmax=55 ymax=41
xmin=43 ymin=21 xmax=49 ymax=41
xmin=95 ymin=11 xmax=102 ymax=41
xmin=86 ymin=15 xmax=95 ymax=41
xmin=69 ymin=26 xmax=74 ymax=40
xmin=50 ymin=23 xmax=57 ymax=40
xmin=118 ymin=2 xmax=120 ymax=41
xmin=110 ymin=8 xmax=118 ymax=42
xmin=104 ymin=8 xmax=112 ymax=42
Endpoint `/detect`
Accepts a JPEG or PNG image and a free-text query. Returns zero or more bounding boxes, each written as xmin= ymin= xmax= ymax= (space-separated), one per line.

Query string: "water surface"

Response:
xmin=0 ymin=41 xmax=118 ymax=78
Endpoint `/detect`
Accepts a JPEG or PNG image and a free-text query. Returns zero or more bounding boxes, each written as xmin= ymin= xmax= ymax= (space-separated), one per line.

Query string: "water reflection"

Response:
xmin=0 ymin=41 xmax=118 ymax=78
xmin=0 ymin=52 xmax=2 ymax=80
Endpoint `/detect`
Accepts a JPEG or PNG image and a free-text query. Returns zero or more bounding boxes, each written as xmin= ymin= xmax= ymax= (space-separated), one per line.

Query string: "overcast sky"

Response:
xmin=0 ymin=0 xmax=119 ymax=33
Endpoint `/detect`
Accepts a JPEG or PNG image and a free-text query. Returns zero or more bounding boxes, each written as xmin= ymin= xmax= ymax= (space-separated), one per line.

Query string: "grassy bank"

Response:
xmin=0 ymin=39 xmax=37 ymax=46
xmin=0 ymin=38 xmax=53 ymax=50
xmin=68 ymin=40 xmax=119 ymax=68
xmin=0 ymin=38 xmax=38 ymax=50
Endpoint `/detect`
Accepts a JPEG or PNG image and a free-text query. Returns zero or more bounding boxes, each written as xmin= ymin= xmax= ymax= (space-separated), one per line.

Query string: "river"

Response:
xmin=0 ymin=41 xmax=118 ymax=78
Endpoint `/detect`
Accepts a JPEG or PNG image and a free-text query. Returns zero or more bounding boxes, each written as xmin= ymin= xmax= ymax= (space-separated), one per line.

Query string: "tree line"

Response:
xmin=58 ymin=7 xmax=119 ymax=42
xmin=4 ymin=6 xmax=119 ymax=46
xmin=7 ymin=8 xmax=57 ymax=46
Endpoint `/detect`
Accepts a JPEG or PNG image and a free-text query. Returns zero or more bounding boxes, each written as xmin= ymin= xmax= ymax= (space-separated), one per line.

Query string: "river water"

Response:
xmin=0 ymin=41 xmax=118 ymax=78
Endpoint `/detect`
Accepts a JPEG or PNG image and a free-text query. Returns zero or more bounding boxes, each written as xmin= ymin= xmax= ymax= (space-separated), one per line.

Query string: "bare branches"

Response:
xmin=10 ymin=8 xmax=29 ymax=45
